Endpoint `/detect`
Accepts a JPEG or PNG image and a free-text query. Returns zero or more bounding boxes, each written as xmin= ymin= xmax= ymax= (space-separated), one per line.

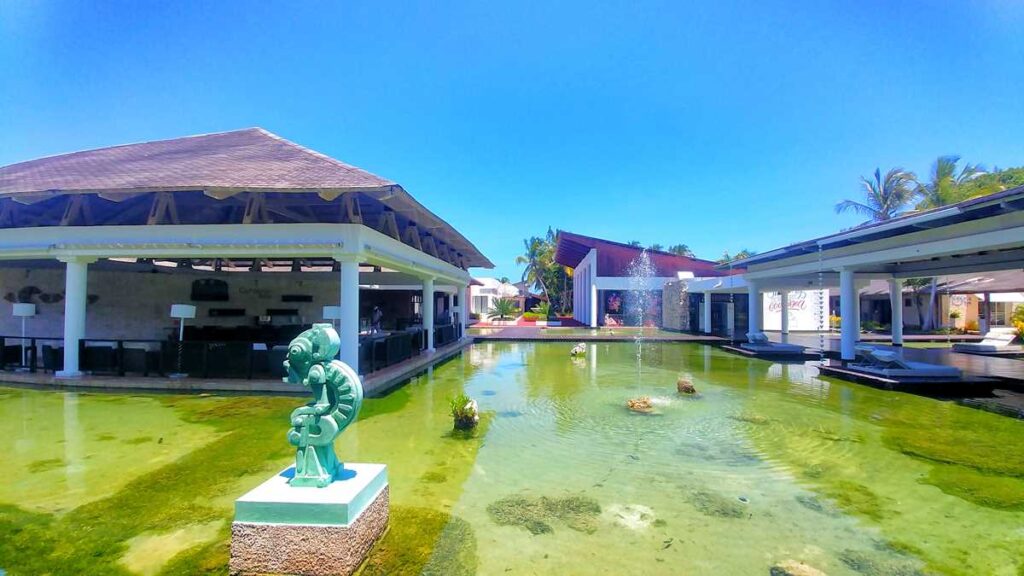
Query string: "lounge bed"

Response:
xmin=952 ymin=327 xmax=1022 ymax=355
xmin=850 ymin=348 xmax=961 ymax=379
xmin=740 ymin=332 xmax=807 ymax=355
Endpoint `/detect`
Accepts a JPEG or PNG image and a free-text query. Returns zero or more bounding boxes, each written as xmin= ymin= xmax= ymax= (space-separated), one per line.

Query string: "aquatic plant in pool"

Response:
xmin=2 ymin=341 xmax=1024 ymax=575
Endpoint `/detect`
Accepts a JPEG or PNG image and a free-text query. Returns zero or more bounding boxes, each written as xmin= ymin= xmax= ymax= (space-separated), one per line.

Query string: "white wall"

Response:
xmin=762 ymin=289 xmax=829 ymax=331
xmin=572 ymin=249 xmax=598 ymax=326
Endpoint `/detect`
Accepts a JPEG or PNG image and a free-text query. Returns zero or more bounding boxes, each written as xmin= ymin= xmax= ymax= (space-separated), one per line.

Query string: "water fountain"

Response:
xmin=625 ymin=249 xmax=656 ymax=377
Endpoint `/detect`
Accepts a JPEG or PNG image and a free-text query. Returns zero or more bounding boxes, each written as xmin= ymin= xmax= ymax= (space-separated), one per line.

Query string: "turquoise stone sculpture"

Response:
xmin=283 ymin=323 xmax=364 ymax=487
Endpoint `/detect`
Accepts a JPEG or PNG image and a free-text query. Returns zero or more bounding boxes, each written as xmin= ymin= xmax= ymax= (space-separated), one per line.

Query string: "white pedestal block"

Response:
xmin=230 ymin=463 xmax=388 ymax=576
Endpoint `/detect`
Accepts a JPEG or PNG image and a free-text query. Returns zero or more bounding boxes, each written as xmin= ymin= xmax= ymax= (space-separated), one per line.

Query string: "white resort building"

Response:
xmin=468 ymin=277 xmax=520 ymax=319
xmin=0 ymin=128 xmax=492 ymax=384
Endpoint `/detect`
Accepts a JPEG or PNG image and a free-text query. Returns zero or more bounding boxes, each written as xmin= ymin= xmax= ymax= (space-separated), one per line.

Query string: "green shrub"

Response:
xmin=487 ymin=298 xmax=519 ymax=321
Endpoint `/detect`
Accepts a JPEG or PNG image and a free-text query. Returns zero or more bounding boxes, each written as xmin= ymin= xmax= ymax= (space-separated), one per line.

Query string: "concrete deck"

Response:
xmin=471 ymin=326 xmax=725 ymax=343
xmin=0 ymin=337 xmax=473 ymax=396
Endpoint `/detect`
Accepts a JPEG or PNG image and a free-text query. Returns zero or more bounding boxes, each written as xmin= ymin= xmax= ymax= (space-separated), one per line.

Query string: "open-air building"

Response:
xmin=691 ymin=186 xmax=1024 ymax=360
xmin=554 ymin=231 xmax=724 ymax=327
xmin=0 ymin=128 xmax=492 ymax=383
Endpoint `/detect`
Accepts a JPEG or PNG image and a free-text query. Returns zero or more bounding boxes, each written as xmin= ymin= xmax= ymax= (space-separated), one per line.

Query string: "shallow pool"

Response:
xmin=2 ymin=342 xmax=1022 ymax=575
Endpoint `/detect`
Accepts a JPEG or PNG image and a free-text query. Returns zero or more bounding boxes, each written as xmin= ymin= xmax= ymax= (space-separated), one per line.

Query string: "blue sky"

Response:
xmin=2 ymin=1 xmax=1023 ymax=280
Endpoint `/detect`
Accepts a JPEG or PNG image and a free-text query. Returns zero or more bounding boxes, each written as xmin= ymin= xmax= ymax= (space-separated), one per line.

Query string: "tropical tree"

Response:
xmin=667 ymin=244 xmax=694 ymax=257
xmin=627 ymin=240 xmax=642 ymax=247
xmin=516 ymin=236 xmax=554 ymax=303
xmin=649 ymin=243 xmax=664 ymax=252
xmin=516 ymin=228 xmax=573 ymax=315
xmin=717 ymin=249 xmax=757 ymax=264
xmin=835 ymin=167 xmax=917 ymax=223
xmin=913 ymin=156 xmax=986 ymax=329
xmin=914 ymin=155 xmax=986 ymax=210
xmin=487 ymin=297 xmax=519 ymax=321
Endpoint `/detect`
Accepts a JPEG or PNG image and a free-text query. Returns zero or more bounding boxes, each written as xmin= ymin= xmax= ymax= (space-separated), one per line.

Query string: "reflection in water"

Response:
xmin=63 ymin=392 xmax=84 ymax=495
xmin=2 ymin=342 xmax=1023 ymax=575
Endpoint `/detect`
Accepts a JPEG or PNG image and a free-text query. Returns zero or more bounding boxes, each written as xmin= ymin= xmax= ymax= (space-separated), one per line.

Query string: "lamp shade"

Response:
xmin=169 ymin=304 xmax=197 ymax=319
xmin=322 ymin=305 xmax=342 ymax=320
xmin=12 ymin=303 xmax=36 ymax=317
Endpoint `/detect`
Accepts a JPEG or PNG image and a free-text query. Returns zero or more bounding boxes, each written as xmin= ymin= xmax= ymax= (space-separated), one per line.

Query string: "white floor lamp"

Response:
xmin=169 ymin=304 xmax=196 ymax=378
xmin=12 ymin=303 xmax=35 ymax=371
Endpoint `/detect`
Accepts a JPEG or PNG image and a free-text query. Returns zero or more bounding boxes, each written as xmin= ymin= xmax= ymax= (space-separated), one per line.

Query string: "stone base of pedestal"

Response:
xmin=230 ymin=464 xmax=389 ymax=576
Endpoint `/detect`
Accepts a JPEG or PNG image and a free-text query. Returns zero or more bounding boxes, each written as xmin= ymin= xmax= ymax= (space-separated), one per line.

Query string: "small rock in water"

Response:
xmin=676 ymin=377 xmax=697 ymax=395
xmin=769 ymin=560 xmax=828 ymax=576
xmin=626 ymin=396 xmax=655 ymax=413
xmin=738 ymin=496 xmax=749 ymax=504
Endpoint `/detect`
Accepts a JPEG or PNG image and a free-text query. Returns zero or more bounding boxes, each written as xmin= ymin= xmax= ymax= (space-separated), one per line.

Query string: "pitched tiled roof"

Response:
xmin=0 ymin=127 xmax=394 ymax=199
xmin=0 ymin=128 xmax=493 ymax=268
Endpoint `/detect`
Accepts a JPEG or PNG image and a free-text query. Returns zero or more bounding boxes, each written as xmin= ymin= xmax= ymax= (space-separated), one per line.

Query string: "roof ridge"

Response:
xmin=0 ymin=127 xmax=267 ymax=170
xmin=254 ymin=128 xmax=397 ymax=185
xmin=558 ymin=230 xmax=719 ymax=266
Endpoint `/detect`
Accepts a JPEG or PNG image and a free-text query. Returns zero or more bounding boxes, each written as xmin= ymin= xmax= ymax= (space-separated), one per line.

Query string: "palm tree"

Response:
xmin=649 ymin=243 xmax=664 ymax=252
xmin=515 ymin=236 xmax=552 ymax=303
xmin=913 ymin=156 xmax=985 ymax=329
xmin=667 ymin=244 xmax=694 ymax=257
xmin=717 ymin=249 xmax=757 ymax=264
xmin=487 ymin=297 xmax=519 ymax=321
xmin=915 ymin=155 xmax=985 ymax=209
xmin=835 ymin=168 xmax=917 ymax=223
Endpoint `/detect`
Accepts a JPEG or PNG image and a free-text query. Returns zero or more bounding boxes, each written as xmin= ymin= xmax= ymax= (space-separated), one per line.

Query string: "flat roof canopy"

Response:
xmin=727 ymin=186 xmax=1024 ymax=281
xmin=0 ymin=128 xmax=492 ymax=270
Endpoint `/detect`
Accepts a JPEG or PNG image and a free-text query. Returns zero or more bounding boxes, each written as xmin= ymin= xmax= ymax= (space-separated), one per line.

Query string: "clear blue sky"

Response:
xmin=2 ymin=1 xmax=1023 ymax=280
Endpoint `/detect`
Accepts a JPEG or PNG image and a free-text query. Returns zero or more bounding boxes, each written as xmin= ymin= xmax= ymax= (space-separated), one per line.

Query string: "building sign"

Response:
xmin=762 ymin=290 xmax=828 ymax=331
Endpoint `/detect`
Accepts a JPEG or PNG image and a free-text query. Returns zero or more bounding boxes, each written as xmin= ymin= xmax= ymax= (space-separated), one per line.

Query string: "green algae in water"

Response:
xmin=687 ymin=489 xmax=747 ymax=519
xmin=729 ymin=412 xmax=772 ymax=425
xmin=838 ymin=548 xmax=925 ymax=576
xmin=5 ymin=341 xmax=1024 ymax=575
xmin=925 ymin=464 xmax=1024 ymax=511
xmin=487 ymin=494 xmax=602 ymax=535
xmin=361 ymin=506 xmax=477 ymax=576
xmin=26 ymin=458 xmax=65 ymax=473
xmin=817 ymin=480 xmax=892 ymax=521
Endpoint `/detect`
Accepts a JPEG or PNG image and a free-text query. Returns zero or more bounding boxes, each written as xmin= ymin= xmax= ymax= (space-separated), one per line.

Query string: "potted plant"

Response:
xmin=450 ymin=393 xmax=479 ymax=431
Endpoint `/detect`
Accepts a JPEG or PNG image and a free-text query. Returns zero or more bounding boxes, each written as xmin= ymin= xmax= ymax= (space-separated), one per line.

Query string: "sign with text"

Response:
xmin=762 ymin=289 xmax=829 ymax=331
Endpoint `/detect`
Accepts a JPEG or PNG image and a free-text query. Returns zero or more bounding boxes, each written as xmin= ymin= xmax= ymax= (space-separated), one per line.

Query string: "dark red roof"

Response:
xmin=554 ymin=231 xmax=723 ymax=277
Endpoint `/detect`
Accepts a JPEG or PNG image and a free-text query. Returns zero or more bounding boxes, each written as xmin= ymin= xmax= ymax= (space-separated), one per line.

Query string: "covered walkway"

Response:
xmin=730 ymin=186 xmax=1024 ymax=362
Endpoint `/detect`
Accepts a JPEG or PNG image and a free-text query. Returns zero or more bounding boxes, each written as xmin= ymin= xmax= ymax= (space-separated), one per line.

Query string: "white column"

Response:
xmin=746 ymin=280 xmax=761 ymax=337
xmin=853 ymin=284 xmax=862 ymax=336
xmin=780 ymin=291 xmax=790 ymax=337
xmin=338 ymin=257 xmax=360 ymax=370
xmin=447 ymin=292 xmax=455 ymax=325
xmin=980 ymin=292 xmax=990 ymax=334
xmin=589 ymin=281 xmax=598 ymax=328
xmin=460 ymin=284 xmax=469 ymax=338
xmin=889 ymin=278 xmax=904 ymax=346
xmin=702 ymin=292 xmax=712 ymax=334
xmin=57 ymin=257 xmax=91 ymax=378
xmin=839 ymin=269 xmax=857 ymax=361
xmin=423 ymin=277 xmax=435 ymax=352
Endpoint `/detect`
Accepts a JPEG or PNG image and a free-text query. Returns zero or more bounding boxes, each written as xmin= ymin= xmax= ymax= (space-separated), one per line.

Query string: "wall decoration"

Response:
xmin=191 ymin=279 xmax=230 ymax=301
xmin=5 ymin=286 xmax=69 ymax=305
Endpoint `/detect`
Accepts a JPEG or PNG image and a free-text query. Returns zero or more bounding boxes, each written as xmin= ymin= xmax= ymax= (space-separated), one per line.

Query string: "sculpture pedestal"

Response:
xmin=230 ymin=463 xmax=388 ymax=576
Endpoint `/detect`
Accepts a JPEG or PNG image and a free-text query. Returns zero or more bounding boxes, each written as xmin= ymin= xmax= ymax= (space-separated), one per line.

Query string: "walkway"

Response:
xmin=470 ymin=325 xmax=724 ymax=343
xmin=0 ymin=338 xmax=472 ymax=397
